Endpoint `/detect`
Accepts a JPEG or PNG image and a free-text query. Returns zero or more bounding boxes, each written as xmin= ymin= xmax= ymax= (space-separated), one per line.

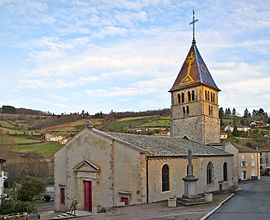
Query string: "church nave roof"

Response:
xmin=91 ymin=129 xmax=232 ymax=157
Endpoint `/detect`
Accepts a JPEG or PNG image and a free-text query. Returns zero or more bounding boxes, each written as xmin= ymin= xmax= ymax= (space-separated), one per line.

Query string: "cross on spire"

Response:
xmin=189 ymin=10 xmax=198 ymax=44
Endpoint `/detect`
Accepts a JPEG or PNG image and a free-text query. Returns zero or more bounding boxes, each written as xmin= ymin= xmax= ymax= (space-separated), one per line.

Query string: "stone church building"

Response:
xmin=54 ymin=26 xmax=236 ymax=213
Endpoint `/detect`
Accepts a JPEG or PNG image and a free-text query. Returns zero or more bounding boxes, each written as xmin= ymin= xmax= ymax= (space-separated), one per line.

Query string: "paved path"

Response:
xmin=77 ymin=194 xmax=230 ymax=220
xmin=207 ymin=176 xmax=270 ymax=220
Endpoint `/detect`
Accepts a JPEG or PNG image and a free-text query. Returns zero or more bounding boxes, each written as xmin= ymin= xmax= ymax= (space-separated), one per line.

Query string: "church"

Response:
xmin=54 ymin=14 xmax=236 ymax=213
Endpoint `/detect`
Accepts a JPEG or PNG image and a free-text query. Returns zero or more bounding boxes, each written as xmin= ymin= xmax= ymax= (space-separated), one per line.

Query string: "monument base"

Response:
xmin=177 ymin=195 xmax=207 ymax=206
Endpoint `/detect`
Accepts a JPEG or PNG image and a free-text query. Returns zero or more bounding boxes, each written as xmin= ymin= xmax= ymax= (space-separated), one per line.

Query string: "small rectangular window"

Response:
xmin=177 ymin=94 xmax=180 ymax=104
xmin=241 ymin=161 xmax=248 ymax=167
xmin=251 ymin=154 xmax=255 ymax=159
xmin=251 ymin=161 xmax=255 ymax=167
xmin=192 ymin=90 xmax=195 ymax=101
xmin=181 ymin=93 xmax=185 ymax=103
xmin=60 ymin=188 xmax=65 ymax=205
xmin=242 ymin=154 xmax=245 ymax=159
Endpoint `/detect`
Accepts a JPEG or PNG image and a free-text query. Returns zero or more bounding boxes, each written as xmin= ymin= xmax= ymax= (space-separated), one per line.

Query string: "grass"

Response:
xmin=0 ymin=120 xmax=18 ymax=129
xmin=105 ymin=117 xmax=151 ymax=129
xmin=14 ymin=142 xmax=63 ymax=158
xmin=222 ymin=119 xmax=234 ymax=124
xmin=0 ymin=127 xmax=26 ymax=134
xmin=12 ymin=136 xmax=41 ymax=144
xmin=141 ymin=120 xmax=170 ymax=127
xmin=160 ymin=115 xmax=171 ymax=120
xmin=117 ymin=116 xmax=154 ymax=121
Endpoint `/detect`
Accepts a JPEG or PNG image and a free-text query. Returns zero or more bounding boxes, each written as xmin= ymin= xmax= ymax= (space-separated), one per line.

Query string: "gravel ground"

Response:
xmin=76 ymin=193 xmax=231 ymax=220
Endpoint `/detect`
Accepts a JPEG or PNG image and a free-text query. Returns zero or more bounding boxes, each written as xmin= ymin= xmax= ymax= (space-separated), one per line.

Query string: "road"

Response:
xmin=207 ymin=176 xmax=270 ymax=220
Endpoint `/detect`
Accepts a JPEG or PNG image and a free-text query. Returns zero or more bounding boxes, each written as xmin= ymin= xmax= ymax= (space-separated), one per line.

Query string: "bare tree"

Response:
xmin=19 ymin=152 xmax=49 ymax=182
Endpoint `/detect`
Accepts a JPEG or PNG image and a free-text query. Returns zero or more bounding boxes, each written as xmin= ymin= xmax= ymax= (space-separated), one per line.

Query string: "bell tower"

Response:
xmin=169 ymin=11 xmax=220 ymax=144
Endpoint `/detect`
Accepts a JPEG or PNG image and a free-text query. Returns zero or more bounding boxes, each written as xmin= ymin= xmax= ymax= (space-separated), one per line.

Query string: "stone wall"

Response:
xmin=170 ymin=85 xmax=220 ymax=144
xmin=147 ymin=155 xmax=234 ymax=202
xmin=54 ymin=129 xmax=145 ymax=213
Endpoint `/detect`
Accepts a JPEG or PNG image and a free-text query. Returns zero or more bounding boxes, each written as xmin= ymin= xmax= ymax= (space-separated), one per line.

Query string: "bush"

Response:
xmin=17 ymin=176 xmax=46 ymax=201
xmin=44 ymin=194 xmax=51 ymax=202
xmin=0 ymin=200 xmax=36 ymax=214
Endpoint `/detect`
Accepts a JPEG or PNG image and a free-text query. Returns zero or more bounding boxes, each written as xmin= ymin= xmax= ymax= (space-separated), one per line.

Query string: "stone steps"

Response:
xmin=50 ymin=211 xmax=92 ymax=219
xmin=51 ymin=212 xmax=76 ymax=219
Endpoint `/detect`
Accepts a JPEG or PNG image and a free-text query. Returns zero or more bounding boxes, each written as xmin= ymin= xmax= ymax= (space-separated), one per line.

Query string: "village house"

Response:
xmin=210 ymin=142 xmax=260 ymax=182
xmin=237 ymin=125 xmax=250 ymax=132
xmin=0 ymin=158 xmax=6 ymax=205
xmin=220 ymin=131 xmax=228 ymax=139
xmin=45 ymin=134 xmax=69 ymax=145
xmin=235 ymin=144 xmax=260 ymax=180
xmin=224 ymin=124 xmax=234 ymax=132
xmin=250 ymin=121 xmax=264 ymax=127
xmin=54 ymin=16 xmax=237 ymax=213
xmin=258 ymin=147 xmax=270 ymax=175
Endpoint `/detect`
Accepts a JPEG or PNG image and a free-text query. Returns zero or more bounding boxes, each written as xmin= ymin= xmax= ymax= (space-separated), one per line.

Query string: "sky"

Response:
xmin=0 ymin=0 xmax=269 ymax=115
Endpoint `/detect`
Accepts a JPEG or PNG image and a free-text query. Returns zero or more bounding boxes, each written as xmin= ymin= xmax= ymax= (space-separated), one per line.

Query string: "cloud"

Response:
xmin=19 ymin=79 xmax=76 ymax=89
xmin=85 ymin=76 xmax=174 ymax=98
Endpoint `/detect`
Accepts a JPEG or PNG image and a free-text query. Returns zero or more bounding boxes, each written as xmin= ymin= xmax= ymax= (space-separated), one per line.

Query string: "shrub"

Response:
xmin=0 ymin=200 xmax=36 ymax=214
xmin=17 ymin=176 xmax=46 ymax=201
xmin=44 ymin=194 xmax=51 ymax=202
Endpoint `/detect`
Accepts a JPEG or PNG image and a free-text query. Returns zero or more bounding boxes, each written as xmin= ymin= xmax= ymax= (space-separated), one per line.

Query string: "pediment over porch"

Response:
xmin=73 ymin=160 xmax=99 ymax=173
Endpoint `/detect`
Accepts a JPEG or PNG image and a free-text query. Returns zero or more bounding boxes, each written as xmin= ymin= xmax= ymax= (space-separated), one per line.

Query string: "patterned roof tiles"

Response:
xmin=169 ymin=43 xmax=220 ymax=92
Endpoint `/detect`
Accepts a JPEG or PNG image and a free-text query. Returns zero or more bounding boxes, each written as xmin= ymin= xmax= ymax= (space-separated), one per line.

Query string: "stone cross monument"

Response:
xmin=184 ymin=150 xmax=197 ymax=177
xmin=182 ymin=150 xmax=199 ymax=198
xmin=178 ymin=150 xmax=205 ymax=205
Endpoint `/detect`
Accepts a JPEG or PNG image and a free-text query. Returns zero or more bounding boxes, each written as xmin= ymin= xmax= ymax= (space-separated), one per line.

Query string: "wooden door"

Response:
xmin=121 ymin=197 xmax=129 ymax=205
xmin=60 ymin=188 xmax=65 ymax=204
xmin=83 ymin=181 xmax=92 ymax=212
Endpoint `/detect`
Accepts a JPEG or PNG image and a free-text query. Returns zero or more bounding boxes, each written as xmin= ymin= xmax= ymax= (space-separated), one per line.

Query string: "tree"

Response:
xmin=258 ymin=108 xmax=265 ymax=115
xmin=5 ymin=163 xmax=22 ymax=192
xmin=219 ymin=107 xmax=224 ymax=118
xmin=232 ymin=108 xmax=236 ymax=116
xmin=17 ymin=176 xmax=46 ymax=201
xmin=19 ymin=152 xmax=49 ymax=181
xmin=252 ymin=109 xmax=257 ymax=116
xmin=232 ymin=125 xmax=239 ymax=137
xmin=1 ymin=105 xmax=16 ymax=114
xmin=243 ymin=108 xmax=250 ymax=118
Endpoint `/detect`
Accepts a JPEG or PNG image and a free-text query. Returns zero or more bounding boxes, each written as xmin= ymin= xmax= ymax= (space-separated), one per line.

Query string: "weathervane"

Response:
xmin=189 ymin=10 xmax=198 ymax=44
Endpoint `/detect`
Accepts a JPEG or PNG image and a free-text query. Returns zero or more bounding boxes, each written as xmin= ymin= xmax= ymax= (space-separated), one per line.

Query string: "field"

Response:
xmin=12 ymin=136 xmax=41 ymax=144
xmin=141 ymin=119 xmax=170 ymax=127
xmin=105 ymin=117 xmax=153 ymax=129
xmin=14 ymin=142 xmax=63 ymax=158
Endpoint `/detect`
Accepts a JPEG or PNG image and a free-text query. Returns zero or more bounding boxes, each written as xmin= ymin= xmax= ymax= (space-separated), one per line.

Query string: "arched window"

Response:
xmin=211 ymin=93 xmax=213 ymax=102
xmin=192 ymin=90 xmax=195 ymax=101
xmin=188 ymin=91 xmax=191 ymax=102
xmin=223 ymin=163 xmax=228 ymax=181
xmin=162 ymin=164 xmax=169 ymax=191
xmin=187 ymin=106 xmax=189 ymax=115
xmin=208 ymin=91 xmax=210 ymax=101
xmin=213 ymin=94 xmax=215 ymax=103
xmin=205 ymin=90 xmax=207 ymax=101
xmin=177 ymin=94 xmax=180 ymax=104
xmin=181 ymin=93 xmax=185 ymax=103
xmin=207 ymin=162 xmax=213 ymax=184
xmin=209 ymin=105 xmax=211 ymax=115
xmin=182 ymin=107 xmax=185 ymax=115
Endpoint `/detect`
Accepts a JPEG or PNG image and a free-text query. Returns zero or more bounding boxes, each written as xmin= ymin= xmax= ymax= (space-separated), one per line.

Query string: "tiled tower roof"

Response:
xmin=169 ymin=43 xmax=220 ymax=92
